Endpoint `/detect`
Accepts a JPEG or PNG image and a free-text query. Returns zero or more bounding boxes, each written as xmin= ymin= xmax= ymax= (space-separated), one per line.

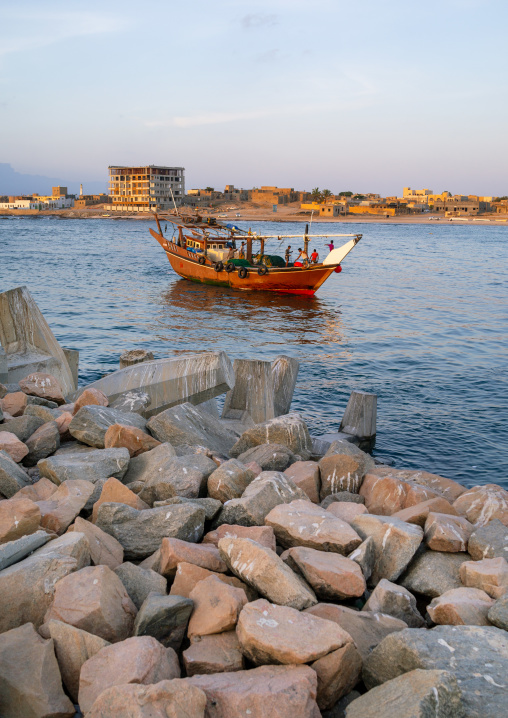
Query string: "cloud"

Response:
xmin=147 ymin=109 xmax=278 ymax=129
xmin=241 ymin=13 xmax=278 ymax=30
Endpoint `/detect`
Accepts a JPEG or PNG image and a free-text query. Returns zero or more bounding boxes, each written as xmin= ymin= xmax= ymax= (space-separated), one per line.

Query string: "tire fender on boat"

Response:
xmin=198 ymin=255 xmax=206 ymax=265
xmin=214 ymin=261 xmax=224 ymax=272
xmin=225 ymin=263 xmax=235 ymax=273
xmin=257 ymin=265 xmax=268 ymax=276
xmin=238 ymin=266 xmax=249 ymax=279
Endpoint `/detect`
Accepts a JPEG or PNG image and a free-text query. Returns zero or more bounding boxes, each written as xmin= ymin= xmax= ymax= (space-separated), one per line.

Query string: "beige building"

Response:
xmin=107 ymin=165 xmax=185 ymax=211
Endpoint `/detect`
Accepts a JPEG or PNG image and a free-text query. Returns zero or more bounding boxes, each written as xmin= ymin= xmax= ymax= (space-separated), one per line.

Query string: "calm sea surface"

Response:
xmin=1 ymin=216 xmax=507 ymax=488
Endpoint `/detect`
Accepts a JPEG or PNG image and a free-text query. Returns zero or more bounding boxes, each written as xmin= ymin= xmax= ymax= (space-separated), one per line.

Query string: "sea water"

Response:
xmin=0 ymin=216 xmax=506 ymax=488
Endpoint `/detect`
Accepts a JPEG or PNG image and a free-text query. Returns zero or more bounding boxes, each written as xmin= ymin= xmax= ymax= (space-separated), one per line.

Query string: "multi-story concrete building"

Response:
xmin=107 ymin=165 xmax=185 ymax=212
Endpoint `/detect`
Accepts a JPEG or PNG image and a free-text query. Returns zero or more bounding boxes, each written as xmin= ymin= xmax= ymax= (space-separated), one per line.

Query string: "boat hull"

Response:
xmin=150 ymin=229 xmax=337 ymax=296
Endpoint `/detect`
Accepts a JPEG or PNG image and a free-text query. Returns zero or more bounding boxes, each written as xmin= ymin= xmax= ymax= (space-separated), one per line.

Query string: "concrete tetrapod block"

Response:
xmin=339 ymin=390 xmax=377 ymax=445
xmin=73 ymin=351 xmax=235 ymax=418
xmin=0 ymin=286 xmax=75 ymax=395
xmin=0 ymin=344 xmax=7 ymax=383
xmin=272 ymin=355 xmax=300 ymax=416
xmin=63 ymin=348 xmax=79 ymax=390
xmin=222 ymin=359 xmax=275 ymax=425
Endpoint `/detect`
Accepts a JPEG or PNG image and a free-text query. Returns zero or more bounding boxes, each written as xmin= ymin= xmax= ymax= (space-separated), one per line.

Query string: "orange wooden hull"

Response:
xmin=149 ymin=228 xmax=338 ymax=295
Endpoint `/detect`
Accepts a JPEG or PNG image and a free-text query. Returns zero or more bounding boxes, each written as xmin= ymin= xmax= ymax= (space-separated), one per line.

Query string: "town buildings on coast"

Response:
xmin=1 ymin=163 xmax=508 ymax=218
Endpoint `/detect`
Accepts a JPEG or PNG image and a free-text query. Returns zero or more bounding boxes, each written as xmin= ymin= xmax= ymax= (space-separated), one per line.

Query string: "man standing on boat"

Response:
xmin=285 ymin=245 xmax=292 ymax=266
xmin=326 ymin=240 xmax=335 ymax=253
xmin=310 ymin=248 xmax=319 ymax=264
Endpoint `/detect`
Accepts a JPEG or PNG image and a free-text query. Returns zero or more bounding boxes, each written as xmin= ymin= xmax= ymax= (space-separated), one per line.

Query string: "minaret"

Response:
xmin=79 ymin=184 xmax=83 ymax=196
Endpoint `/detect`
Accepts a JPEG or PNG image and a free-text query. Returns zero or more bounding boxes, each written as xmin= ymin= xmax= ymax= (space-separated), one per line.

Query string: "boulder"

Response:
xmin=0 ymin=449 xmax=31 ymax=497
xmin=312 ymin=642 xmax=363 ymax=711
xmin=114 ymin=562 xmax=167 ymax=609
xmin=0 ymin=530 xmax=51 ymax=570
xmin=218 ymin=536 xmax=317 ymax=609
xmin=230 ymin=413 xmax=313 ymax=460
xmin=282 ymin=545 xmax=366 ymax=600
xmin=392 ymin=496 xmax=458 ymax=526
xmin=351 ymin=514 xmax=423 ymax=584
xmin=203 ymin=524 xmax=276 ymax=551
xmin=459 ymin=557 xmax=508 ymax=599
xmin=16 ymin=476 xmax=57 ymax=501
xmin=45 ymin=564 xmax=137 ymax=642
xmin=95 ymin=502 xmax=205 ymax=560
xmin=266 ymin=499 xmax=362 ymax=554
xmin=54 ymin=411 xmax=73 ymax=441
xmin=91 ymin=476 xmax=149 ymax=521
xmin=488 ymin=594 xmax=508 ymax=630
xmin=362 ymin=578 xmax=425 ymax=627
xmin=23 ymin=420 xmax=60 ymax=465
xmin=109 ymin=388 xmax=151 ymax=414
xmin=365 ymin=466 xmax=465 ymax=503
xmin=305 ymin=603 xmax=408 ymax=662
xmin=319 ymin=452 xmax=371 ymax=498
xmin=207 ymin=459 xmax=256 ymax=502
xmin=467 ymin=518 xmax=508 ymax=560
xmin=216 ymin=471 xmax=308 ymax=527
xmin=0 ymin=431 xmax=28 ymax=462
xmin=183 ymin=631 xmax=245 ymax=676
xmin=186 ymin=664 xmax=320 ymax=718
xmin=284 ymin=460 xmax=321 ymax=503
xmin=159 ymin=537 xmax=227 ymax=577
xmin=78 ymin=635 xmax=180 ymax=714
xmin=72 ymin=387 xmax=108 ymax=415
xmin=45 ymin=619 xmax=109 ymax=703
xmin=0 ymin=496 xmax=41 ymax=544
xmin=0 ymin=622 xmax=74 ymax=718
xmin=19 ymin=372 xmax=66 ymax=404
xmin=121 ymin=441 xmax=176 ymax=485
xmin=427 ymin=587 xmax=495 ymax=625
xmin=348 ymin=536 xmax=376 ymax=581
xmin=38 ymin=447 xmax=130 ymax=486
xmin=119 ymin=348 xmax=155 ymax=369
xmin=236 ymin=443 xmax=297 ymax=472
xmin=400 ymin=549 xmax=472 ymax=597
xmin=169 ymin=562 xmax=256 ymax=601
xmin=104 ymin=423 xmax=161 ymax=457
xmin=188 ymin=574 xmax=247 ymax=638
xmin=69 ymin=405 xmax=147 ymax=448
xmin=453 ymin=484 xmax=508 ymax=526
xmin=1 ymin=391 xmax=28 ymax=417
xmin=345 ymin=668 xmax=464 ymax=718
xmin=85 ymin=678 xmax=206 ymax=718
xmin=424 ymin=512 xmax=473 ymax=552
xmin=0 ymin=414 xmax=45 ymax=442
xmin=23 ymin=403 xmax=57 ymax=423
xmin=73 ymin=516 xmax=124 ymax=569
xmin=36 ymin=479 xmax=95 ymax=534
xmin=153 ymin=496 xmax=222 ymax=520
xmin=133 ymin=594 xmax=193 ymax=651
xmin=236 ymin=598 xmax=352 ymax=664
xmin=321 ymin=491 xmax=365 ymax=508
xmin=362 ymin=624 xmax=508 ymax=717
xmin=0 ymin=532 xmax=90 ymax=632
xmin=138 ymin=453 xmax=217 ymax=504
xmin=147 ymin=402 xmax=237 ymax=456
xmin=359 ymin=473 xmax=409 ymax=515
xmin=325 ymin=501 xmax=367 ymax=523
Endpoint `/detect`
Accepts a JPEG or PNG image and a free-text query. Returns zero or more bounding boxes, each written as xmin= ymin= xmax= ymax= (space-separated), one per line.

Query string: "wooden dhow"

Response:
xmin=149 ymin=212 xmax=362 ymax=296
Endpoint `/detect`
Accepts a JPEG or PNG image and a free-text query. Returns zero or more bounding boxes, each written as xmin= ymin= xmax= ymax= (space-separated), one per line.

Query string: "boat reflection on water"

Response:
xmin=152 ymin=278 xmax=350 ymax=361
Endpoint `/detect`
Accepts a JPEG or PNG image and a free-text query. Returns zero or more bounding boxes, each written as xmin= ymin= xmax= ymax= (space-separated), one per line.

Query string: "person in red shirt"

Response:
xmin=310 ymin=248 xmax=319 ymax=264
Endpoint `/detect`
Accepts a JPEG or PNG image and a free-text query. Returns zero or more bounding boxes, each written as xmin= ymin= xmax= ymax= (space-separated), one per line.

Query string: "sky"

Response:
xmin=1 ymin=0 xmax=507 ymax=196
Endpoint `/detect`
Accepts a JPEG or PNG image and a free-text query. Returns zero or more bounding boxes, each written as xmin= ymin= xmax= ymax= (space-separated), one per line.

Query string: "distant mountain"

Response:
xmin=0 ymin=163 xmax=106 ymax=196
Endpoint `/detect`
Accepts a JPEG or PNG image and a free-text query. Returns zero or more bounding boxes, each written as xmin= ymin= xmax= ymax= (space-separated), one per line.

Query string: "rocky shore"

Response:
xmin=0 ymin=361 xmax=507 ymax=718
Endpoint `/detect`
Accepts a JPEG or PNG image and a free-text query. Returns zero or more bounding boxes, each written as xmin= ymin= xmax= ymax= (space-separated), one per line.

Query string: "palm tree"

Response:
xmin=321 ymin=189 xmax=333 ymax=203
xmin=311 ymin=187 xmax=321 ymax=203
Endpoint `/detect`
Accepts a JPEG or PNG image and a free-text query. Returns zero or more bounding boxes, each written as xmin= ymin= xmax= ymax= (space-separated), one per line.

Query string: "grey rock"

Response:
xmin=345 ymin=669 xmax=464 ymax=718
xmin=133 ymin=593 xmax=193 ymax=651
xmin=348 ymin=536 xmax=376 ymax=581
xmin=1 ymin=414 xmax=45 ymax=441
xmin=138 ymin=453 xmax=217 ymax=504
xmin=0 ymin=382 xmax=8 ymax=399
xmin=110 ymin=389 xmax=151 ymax=414
xmin=324 ymin=440 xmax=375 ymax=465
xmin=468 ymin=519 xmax=508 ymax=560
xmin=321 ymin=492 xmax=366 ymax=508
xmin=0 ymin=449 xmax=31 ymax=497
xmin=362 ymin=625 xmax=508 ymax=718
xmin=114 ymin=561 xmax=167 ymax=609
xmin=362 ymin=579 xmax=425 ymax=627
xmin=147 ymin=401 xmax=237 ymax=456
xmin=0 ymin=532 xmax=90 ymax=632
xmin=122 ymin=441 xmax=176 ymax=485
xmin=218 ymin=536 xmax=317 ymax=610
xmin=83 ymin=479 xmax=106 ymax=513
xmin=230 ymin=413 xmax=313 ymax=460
xmin=0 ymin=530 xmax=52 ymax=570
xmin=215 ymin=471 xmax=308 ymax=527
xmin=95 ymin=502 xmax=205 ymax=560
xmin=2 ymin=383 xmax=21 ymax=394
xmin=26 ymin=395 xmax=59 ymax=409
xmin=38 ymin=447 xmax=130 ymax=485
xmin=207 ymin=458 xmax=256 ymax=502
xmin=351 ymin=514 xmax=423 ymax=585
xmin=23 ymin=420 xmax=60 ymax=466
xmin=153 ymin=496 xmax=222 ymax=520
xmin=488 ymin=593 xmax=508 ymax=630
xmin=322 ymin=691 xmax=361 ymax=718
xmin=236 ymin=443 xmax=297 ymax=471
xmin=24 ymin=403 xmax=60 ymax=423
xmin=54 ymin=441 xmax=96 ymax=455
xmin=69 ymin=404 xmax=146 ymax=448
xmin=400 ymin=549 xmax=471 ymax=598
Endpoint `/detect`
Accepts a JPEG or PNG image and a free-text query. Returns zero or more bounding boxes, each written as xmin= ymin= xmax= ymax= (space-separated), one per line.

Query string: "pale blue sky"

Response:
xmin=1 ymin=0 xmax=507 ymax=195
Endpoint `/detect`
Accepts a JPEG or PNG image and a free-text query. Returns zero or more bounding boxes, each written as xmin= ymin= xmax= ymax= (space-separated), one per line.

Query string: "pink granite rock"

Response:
xmin=459 ymin=557 xmax=508 ymax=599
xmin=424 ymin=512 xmax=473 ymax=552
xmin=453 ymin=484 xmax=508 ymax=527
xmin=188 ymin=575 xmax=247 ymax=638
xmin=0 ymin=431 xmax=28 ymax=462
xmin=203 ymin=524 xmax=276 ymax=551
xmin=282 ymin=545 xmax=366 ymax=600
xmin=427 ymin=586 xmax=495 ymax=625
xmin=284 ymin=461 xmax=321 ymax=503
xmin=19 ymin=372 xmax=66 ymax=404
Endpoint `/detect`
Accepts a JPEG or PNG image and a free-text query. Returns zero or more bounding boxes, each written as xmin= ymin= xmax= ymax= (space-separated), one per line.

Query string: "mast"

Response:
xmin=304 ymin=224 xmax=310 ymax=257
